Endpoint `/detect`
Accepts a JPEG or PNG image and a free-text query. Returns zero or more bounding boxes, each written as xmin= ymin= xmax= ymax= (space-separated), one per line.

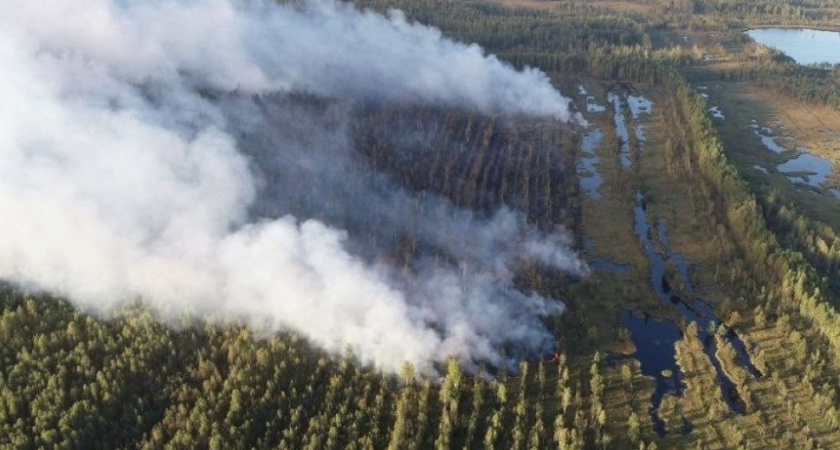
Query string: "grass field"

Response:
xmin=698 ymin=81 xmax=840 ymax=229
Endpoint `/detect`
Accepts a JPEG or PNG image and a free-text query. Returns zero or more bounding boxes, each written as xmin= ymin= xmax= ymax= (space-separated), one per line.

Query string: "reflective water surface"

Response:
xmin=747 ymin=28 xmax=840 ymax=65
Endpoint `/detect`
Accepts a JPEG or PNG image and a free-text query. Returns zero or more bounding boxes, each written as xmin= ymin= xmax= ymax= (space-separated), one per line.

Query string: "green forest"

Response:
xmin=4 ymin=0 xmax=840 ymax=448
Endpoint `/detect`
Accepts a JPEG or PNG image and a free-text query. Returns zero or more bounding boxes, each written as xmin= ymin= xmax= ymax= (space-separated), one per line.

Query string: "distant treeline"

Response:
xmin=355 ymin=0 xmax=650 ymax=53
xmin=718 ymin=61 xmax=840 ymax=110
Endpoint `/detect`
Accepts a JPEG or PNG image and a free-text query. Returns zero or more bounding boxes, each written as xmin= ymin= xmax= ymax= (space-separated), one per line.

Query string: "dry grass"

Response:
xmin=486 ymin=0 xmax=654 ymax=15
xmin=596 ymin=0 xmax=654 ymax=15
xmin=485 ymin=0 xmax=564 ymax=11
xmin=704 ymin=81 xmax=840 ymax=228
xmin=736 ymin=83 xmax=840 ymax=159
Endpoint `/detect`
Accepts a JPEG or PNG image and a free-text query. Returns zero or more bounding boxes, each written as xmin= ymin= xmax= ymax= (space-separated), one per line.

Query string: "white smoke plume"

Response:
xmin=0 ymin=0 xmax=584 ymax=373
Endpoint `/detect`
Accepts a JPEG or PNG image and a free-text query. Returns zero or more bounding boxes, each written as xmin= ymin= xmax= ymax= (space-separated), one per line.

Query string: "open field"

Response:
xmin=486 ymin=0 xmax=564 ymax=12
xmin=701 ymin=82 xmax=840 ymax=227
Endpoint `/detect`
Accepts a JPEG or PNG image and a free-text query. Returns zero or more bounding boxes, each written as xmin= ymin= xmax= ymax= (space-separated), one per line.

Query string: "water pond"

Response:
xmin=746 ymin=28 xmax=840 ymax=65
xmin=614 ymin=191 xmax=761 ymax=436
xmin=577 ymin=129 xmax=604 ymax=199
xmin=608 ymin=93 xmax=653 ymax=169
xmin=751 ymin=120 xmax=838 ymax=195
xmin=777 ymin=152 xmax=833 ymax=187
xmin=608 ymin=93 xmax=632 ymax=168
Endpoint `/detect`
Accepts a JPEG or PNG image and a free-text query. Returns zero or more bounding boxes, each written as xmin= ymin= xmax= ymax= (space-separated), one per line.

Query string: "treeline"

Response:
xmin=642 ymin=0 xmax=840 ymax=26
xmin=504 ymin=46 xmax=689 ymax=84
xmin=690 ymin=0 xmax=840 ymax=23
xmin=692 ymin=0 xmax=808 ymax=19
xmin=354 ymin=0 xmax=650 ymax=54
xmin=760 ymin=191 xmax=840 ymax=294
xmin=717 ymin=60 xmax=840 ymax=110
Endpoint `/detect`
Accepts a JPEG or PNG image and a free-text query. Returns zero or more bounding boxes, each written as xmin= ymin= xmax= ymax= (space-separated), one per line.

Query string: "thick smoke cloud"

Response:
xmin=0 ymin=0 xmax=584 ymax=373
xmin=2 ymin=0 xmax=576 ymax=120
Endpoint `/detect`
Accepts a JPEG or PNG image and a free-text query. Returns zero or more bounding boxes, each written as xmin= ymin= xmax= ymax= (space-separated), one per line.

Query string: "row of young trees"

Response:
xmin=352 ymin=104 xmax=576 ymax=230
xmin=3 ymin=285 xmax=646 ymax=448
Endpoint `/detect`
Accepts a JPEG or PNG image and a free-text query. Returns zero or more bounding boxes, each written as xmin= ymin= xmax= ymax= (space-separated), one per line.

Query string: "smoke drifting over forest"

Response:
xmin=0 ymin=0 xmax=584 ymax=373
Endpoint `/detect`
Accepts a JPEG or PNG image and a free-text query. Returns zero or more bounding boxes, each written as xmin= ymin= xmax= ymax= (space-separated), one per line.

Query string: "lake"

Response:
xmin=746 ymin=28 xmax=840 ymax=65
